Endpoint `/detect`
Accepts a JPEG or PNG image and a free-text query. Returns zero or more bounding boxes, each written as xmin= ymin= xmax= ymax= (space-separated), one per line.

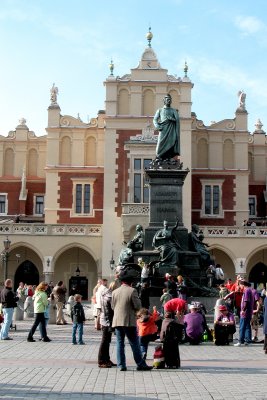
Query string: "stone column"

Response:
xmin=235 ymin=257 xmax=246 ymax=278
xmin=43 ymin=257 xmax=54 ymax=283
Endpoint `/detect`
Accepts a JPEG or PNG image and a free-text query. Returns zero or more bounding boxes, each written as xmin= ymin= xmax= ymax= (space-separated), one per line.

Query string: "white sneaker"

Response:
xmin=234 ymin=342 xmax=243 ymax=347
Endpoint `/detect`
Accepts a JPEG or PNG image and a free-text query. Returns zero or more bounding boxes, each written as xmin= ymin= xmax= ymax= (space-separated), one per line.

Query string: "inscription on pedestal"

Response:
xmin=152 ymin=191 xmax=177 ymax=213
xmin=145 ymin=168 xmax=189 ymax=226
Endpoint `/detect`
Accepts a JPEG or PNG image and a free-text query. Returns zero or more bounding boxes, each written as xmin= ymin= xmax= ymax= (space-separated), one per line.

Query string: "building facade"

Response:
xmin=0 ymin=33 xmax=267 ymax=295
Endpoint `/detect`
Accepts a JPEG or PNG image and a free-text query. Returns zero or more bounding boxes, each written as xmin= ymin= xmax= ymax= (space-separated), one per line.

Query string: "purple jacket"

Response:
xmin=241 ymin=287 xmax=253 ymax=319
xmin=184 ymin=312 xmax=204 ymax=339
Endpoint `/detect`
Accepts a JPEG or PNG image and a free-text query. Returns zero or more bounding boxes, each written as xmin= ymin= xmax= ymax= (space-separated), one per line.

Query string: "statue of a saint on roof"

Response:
xmin=50 ymin=83 xmax=59 ymax=105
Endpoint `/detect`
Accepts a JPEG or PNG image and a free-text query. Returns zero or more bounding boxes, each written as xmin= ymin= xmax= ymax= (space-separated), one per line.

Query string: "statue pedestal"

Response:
xmin=144 ymin=166 xmax=189 ymax=249
xmin=140 ymin=164 xmax=213 ymax=296
xmin=145 ymin=166 xmax=189 ymax=225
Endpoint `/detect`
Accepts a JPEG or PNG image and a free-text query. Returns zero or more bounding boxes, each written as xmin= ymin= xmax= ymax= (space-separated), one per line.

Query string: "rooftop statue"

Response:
xmin=152 ymin=220 xmax=182 ymax=268
xmin=153 ymin=94 xmax=180 ymax=162
xmin=237 ymin=90 xmax=246 ymax=111
xmin=50 ymin=83 xmax=59 ymax=105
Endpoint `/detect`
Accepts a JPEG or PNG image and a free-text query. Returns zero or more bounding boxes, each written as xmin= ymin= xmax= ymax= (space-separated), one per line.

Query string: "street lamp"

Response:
xmin=2 ymin=236 xmax=11 ymax=282
xmin=110 ymin=242 xmax=115 ymax=271
xmin=109 ymin=257 xmax=115 ymax=271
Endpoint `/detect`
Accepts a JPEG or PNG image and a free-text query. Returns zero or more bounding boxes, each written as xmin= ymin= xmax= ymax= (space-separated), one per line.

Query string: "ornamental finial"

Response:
xmin=184 ymin=61 xmax=188 ymax=77
xmin=146 ymin=26 xmax=153 ymax=48
xmin=254 ymin=118 xmax=264 ymax=133
xmin=109 ymin=59 xmax=114 ymax=76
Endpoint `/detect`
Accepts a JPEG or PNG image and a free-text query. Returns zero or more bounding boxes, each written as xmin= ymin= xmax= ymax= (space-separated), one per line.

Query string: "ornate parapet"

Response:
xmin=192 ymin=118 xmax=236 ymax=131
xmin=122 ymin=203 xmax=149 ymax=215
xmin=59 ymin=115 xmax=98 ymax=128
xmin=199 ymin=226 xmax=267 ymax=238
xmin=0 ymin=224 xmax=102 ymax=236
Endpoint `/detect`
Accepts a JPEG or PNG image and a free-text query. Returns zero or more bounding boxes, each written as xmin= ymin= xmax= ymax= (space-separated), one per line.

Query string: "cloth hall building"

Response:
xmin=0 ymin=34 xmax=266 ymax=298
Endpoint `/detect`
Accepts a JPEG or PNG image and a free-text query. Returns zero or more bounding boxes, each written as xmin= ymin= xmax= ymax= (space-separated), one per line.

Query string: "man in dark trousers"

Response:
xmin=111 ymin=270 xmax=152 ymax=371
xmin=0 ymin=279 xmax=18 ymax=340
xmin=53 ymin=281 xmax=67 ymax=325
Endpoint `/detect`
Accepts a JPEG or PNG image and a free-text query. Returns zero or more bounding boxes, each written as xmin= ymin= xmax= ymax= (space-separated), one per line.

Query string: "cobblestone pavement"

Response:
xmin=0 ymin=315 xmax=267 ymax=400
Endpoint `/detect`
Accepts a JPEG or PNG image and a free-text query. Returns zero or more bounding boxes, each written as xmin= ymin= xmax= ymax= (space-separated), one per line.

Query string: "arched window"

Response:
xmin=27 ymin=148 xmax=38 ymax=176
xmin=168 ymin=90 xmax=179 ymax=110
xmin=118 ymin=89 xmax=129 ymax=115
xmin=60 ymin=136 xmax=71 ymax=165
xmin=14 ymin=260 xmax=40 ymax=290
xmin=142 ymin=89 xmax=155 ymax=116
xmin=223 ymin=139 xmax=234 ymax=169
xmin=197 ymin=138 xmax=208 ymax=168
xmin=4 ymin=148 xmax=14 ymax=176
xmin=85 ymin=136 xmax=96 ymax=166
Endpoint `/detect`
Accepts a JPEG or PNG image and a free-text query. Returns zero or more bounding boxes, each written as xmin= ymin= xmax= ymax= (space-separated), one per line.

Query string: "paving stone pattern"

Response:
xmin=0 ymin=315 xmax=267 ymax=399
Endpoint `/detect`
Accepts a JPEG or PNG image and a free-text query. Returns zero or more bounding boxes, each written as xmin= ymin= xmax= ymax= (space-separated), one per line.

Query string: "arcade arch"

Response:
xmin=2 ymin=244 xmax=43 ymax=290
xmin=53 ymin=245 xmax=98 ymax=300
xmin=208 ymin=247 xmax=235 ymax=280
xmin=246 ymin=247 xmax=267 ymax=288
xmin=14 ymin=261 xmax=39 ymax=291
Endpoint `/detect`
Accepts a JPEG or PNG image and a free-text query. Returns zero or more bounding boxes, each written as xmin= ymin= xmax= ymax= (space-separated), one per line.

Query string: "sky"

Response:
xmin=1 ymin=0 xmax=267 ymax=136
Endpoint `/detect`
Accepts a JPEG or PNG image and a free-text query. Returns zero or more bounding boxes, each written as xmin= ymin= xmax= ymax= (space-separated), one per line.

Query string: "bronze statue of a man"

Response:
xmin=127 ymin=224 xmax=144 ymax=252
xmin=188 ymin=224 xmax=213 ymax=266
xmin=153 ymin=94 xmax=180 ymax=161
xmin=152 ymin=220 xmax=181 ymax=267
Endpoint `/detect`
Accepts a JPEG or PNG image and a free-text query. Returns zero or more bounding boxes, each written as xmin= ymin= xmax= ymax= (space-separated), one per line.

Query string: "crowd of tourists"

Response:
xmin=0 ymin=279 xmax=69 ymax=342
xmin=1 ymin=270 xmax=267 ymax=370
xmin=90 ymin=269 xmax=267 ymax=370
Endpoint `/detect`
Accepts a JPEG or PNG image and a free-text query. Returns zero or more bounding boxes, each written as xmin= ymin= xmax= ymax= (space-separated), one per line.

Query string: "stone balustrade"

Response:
xmin=122 ymin=203 xmax=150 ymax=215
xmin=0 ymin=223 xmax=102 ymax=236
xmin=199 ymin=226 xmax=267 ymax=238
xmin=0 ymin=220 xmax=266 ymax=238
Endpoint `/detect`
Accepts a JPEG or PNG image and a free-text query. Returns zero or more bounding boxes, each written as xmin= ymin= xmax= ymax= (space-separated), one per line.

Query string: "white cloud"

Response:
xmin=235 ymin=15 xmax=265 ymax=35
xmin=0 ymin=0 xmax=41 ymax=22
xmin=189 ymin=57 xmax=267 ymax=108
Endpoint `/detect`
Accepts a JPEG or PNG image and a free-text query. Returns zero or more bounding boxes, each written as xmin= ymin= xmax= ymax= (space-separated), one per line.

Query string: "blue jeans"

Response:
xmin=139 ymin=333 xmax=157 ymax=355
xmin=0 ymin=308 xmax=14 ymax=339
xmin=239 ymin=316 xmax=252 ymax=343
xmin=72 ymin=323 xmax=84 ymax=344
xmin=115 ymin=326 xmax=147 ymax=369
